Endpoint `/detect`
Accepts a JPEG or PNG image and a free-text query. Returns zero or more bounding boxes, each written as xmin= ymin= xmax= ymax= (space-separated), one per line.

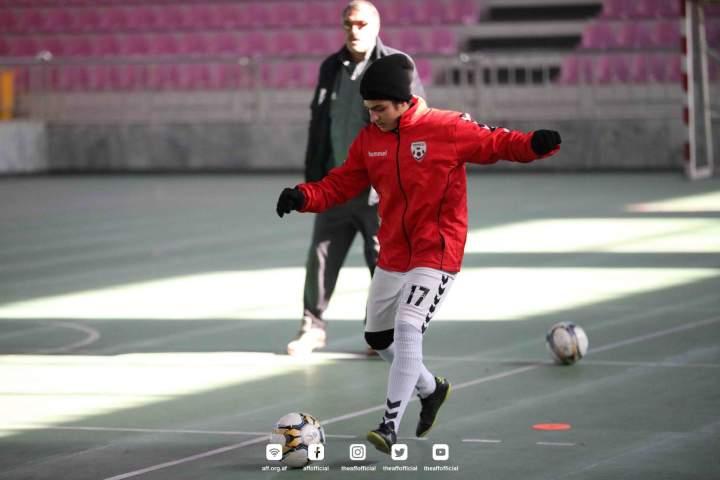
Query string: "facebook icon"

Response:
xmin=307 ymin=443 xmax=325 ymax=461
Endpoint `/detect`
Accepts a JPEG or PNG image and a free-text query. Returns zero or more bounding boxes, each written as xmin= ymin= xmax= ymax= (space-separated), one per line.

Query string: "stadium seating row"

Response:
xmin=10 ymin=57 xmax=434 ymax=91
xmin=0 ymin=28 xmax=458 ymax=58
xmin=581 ymin=19 xmax=684 ymax=50
xmin=0 ymin=0 xmax=480 ymax=33
xmin=601 ymin=0 xmax=720 ymax=20
xmin=556 ymin=52 xmax=715 ymax=85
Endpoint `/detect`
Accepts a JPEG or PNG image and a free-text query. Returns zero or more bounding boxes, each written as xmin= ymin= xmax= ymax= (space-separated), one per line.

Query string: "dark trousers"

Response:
xmin=301 ymin=192 xmax=379 ymax=331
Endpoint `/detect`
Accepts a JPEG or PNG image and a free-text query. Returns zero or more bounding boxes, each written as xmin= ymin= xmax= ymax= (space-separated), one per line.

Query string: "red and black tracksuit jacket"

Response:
xmin=298 ymin=96 xmax=559 ymax=273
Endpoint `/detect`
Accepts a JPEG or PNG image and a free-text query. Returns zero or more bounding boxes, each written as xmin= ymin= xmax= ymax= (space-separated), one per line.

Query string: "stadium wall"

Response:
xmin=2 ymin=117 xmax=692 ymax=173
xmin=0 ymin=121 xmax=48 ymax=172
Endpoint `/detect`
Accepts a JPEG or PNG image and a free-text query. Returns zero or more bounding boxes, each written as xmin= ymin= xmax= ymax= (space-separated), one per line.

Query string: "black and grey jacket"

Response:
xmin=304 ymin=38 xmax=426 ymax=182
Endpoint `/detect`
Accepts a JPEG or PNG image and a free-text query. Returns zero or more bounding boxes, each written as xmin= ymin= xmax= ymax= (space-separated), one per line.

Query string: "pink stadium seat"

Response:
xmin=628 ymin=53 xmax=649 ymax=83
xmin=431 ymin=27 xmax=456 ymax=54
xmin=601 ymin=0 xmax=627 ymax=19
xmin=707 ymin=20 xmax=720 ymax=48
xmin=657 ymin=0 xmax=681 ymax=18
xmin=305 ymin=1 xmax=336 ymax=26
xmin=177 ymin=63 xmax=212 ymax=90
xmin=35 ymin=35 xmax=65 ymax=56
xmin=76 ymin=8 xmax=101 ymax=32
xmin=270 ymin=1 xmax=303 ymax=27
xmin=654 ymin=20 xmax=681 ymax=49
xmin=397 ymin=29 xmax=427 ymax=54
xmin=215 ymin=4 xmax=246 ymax=29
xmin=185 ymin=4 xmax=217 ymax=30
xmin=447 ymin=0 xmax=479 ymax=25
xmin=17 ymin=8 xmax=46 ymax=32
xmin=706 ymin=4 xmax=720 ymax=17
xmin=0 ymin=10 xmax=19 ymax=33
xmin=302 ymin=29 xmax=334 ymax=55
xmin=146 ymin=63 xmax=179 ymax=90
xmin=663 ymin=54 xmax=682 ymax=83
xmin=122 ymin=34 xmax=150 ymax=56
xmin=594 ymin=54 xmax=630 ymax=83
xmin=413 ymin=57 xmax=433 ymax=85
xmin=0 ymin=38 xmax=8 ymax=56
xmin=12 ymin=66 xmax=31 ymax=93
xmin=215 ymin=63 xmax=244 ymax=88
xmin=51 ymin=65 xmax=90 ymax=91
xmin=557 ymin=55 xmax=579 ymax=84
xmin=280 ymin=61 xmax=314 ymax=88
xmin=101 ymin=7 xmax=129 ymax=31
xmin=379 ymin=29 xmax=396 ymax=48
xmin=149 ymin=34 xmax=179 ymax=55
xmin=627 ymin=1 xmax=656 ymax=19
xmin=427 ymin=0 xmax=451 ymax=24
xmin=246 ymin=3 xmax=271 ymax=27
xmin=86 ymin=65 xmax=111 ymax=90
xmin=157 ymin=5 xmax=187 ymax=31
xmin=617 ymin=22 xmax=654 ymax=48
xmin=178 ymin=33 xmax=208 ymax=55
xmin=271 ymin=30 xmax=302 ymax=55
xmin=392 ymin=0 xmax=426 ymax=25
xmin=45 ymin=9 xmax=75 ymax=33
xmin=557 ymin=55 xmax=593 ymax=84
xmin=328 ymin=28 xmax=345 ymax=47
xmin=95 ymin=35 xmax=121 ymax=56
xmin=65 ymin=35 xmax=93 ymax=56
xmin=126 ymin=6 xmax=160 ymax=31
xmin=7 ymin=36 xmax=39 ymax=56
xmin=642 ymin=53 xmax=665 ymax=82
xmin=581 ymin=22 xmax=618 ymax=49
xmin=208 ymin=32 xmax=240 ymax=55
xmin=240 ymin=31 xmax=268 ymax=57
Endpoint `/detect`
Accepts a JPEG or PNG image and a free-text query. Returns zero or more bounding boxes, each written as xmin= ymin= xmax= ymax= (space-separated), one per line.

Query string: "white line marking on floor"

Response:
xmin=103 ymin=436 xmax=268 ymax=480
xmin=102 ymin=314 xmax=720 ymax=479
xmin=462 ymin=439 xmax=502 ymax=444
xmin=422 ymin=357 xmax=720 ymax=369
xmin=31 ymin=322 xmax=101 ymax=354
xmin=3 ymin=424 xmax=356 ymax=439
xmin=536 ymin=442 xmax=576 ymax=447
xmin=591 ymin=316 xmax=720 ymax=354
xmin=0 ymin=324 xmax=56 ymax=340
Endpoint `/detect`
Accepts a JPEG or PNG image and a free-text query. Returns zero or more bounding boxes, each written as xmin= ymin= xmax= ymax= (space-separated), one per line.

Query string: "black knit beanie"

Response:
xmin=360 ymin=53 xmax=414 ymax=102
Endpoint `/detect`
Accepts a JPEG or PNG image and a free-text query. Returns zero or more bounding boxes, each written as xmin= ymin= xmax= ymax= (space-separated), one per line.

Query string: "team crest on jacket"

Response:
xmin=411 ymin=141 xmax=427 ymax=162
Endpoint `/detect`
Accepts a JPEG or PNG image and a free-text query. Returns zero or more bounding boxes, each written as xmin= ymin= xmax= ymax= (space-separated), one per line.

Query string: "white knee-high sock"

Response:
xmin=377 ymin=342 xmax=435 ymax=398
xmin=382 ymin=322 xmax=433 ymax=432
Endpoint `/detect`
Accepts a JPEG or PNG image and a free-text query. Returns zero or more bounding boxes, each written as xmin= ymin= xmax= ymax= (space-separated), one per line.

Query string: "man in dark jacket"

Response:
xmin=287 ymin=0 xmax=425 ymax=356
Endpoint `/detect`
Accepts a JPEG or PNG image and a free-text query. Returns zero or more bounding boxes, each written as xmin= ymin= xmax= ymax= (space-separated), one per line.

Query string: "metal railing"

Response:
xmin=0 ymin=51 xmax=694 ymax=123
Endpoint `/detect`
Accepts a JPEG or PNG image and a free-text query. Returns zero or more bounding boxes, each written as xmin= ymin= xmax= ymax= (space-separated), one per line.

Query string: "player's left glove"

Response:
xmin=531 ymin=130 xmax=562 ymax=156
xmin=276 ymin=187 xmax=305 ymax=218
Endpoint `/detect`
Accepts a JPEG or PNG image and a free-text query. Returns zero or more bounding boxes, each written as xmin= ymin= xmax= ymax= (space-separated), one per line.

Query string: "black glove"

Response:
xmin=276 ymin=187 xmax=305 ymax=218
xmin=531 ymin=130 xmax=562 ymax=156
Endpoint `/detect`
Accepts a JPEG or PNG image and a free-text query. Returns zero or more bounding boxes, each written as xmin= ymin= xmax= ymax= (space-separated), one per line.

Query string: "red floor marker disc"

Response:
xmin=532 ymin=423 xmax=572 ymax=431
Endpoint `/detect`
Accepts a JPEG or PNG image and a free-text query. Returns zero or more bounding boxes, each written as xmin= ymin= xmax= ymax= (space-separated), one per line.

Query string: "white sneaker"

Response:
xmin=287 ymin=328 xmax=327 ymax=355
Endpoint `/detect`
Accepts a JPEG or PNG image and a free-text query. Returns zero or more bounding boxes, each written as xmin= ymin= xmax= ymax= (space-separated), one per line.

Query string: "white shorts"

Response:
xmin=365 ymin=266 xmax=456 ymax=334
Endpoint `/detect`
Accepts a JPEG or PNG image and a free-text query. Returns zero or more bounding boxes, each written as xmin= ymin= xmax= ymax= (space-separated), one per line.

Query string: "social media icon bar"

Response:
xmin=349 ymin=443 xmax=366 ymax=461
xmin=307 ymin=443 xmax=325 ymax=461
xmin=266 ymin=443 xmax=283 ymax=461
xmin=432 ymin=444 xmax=449 ymax=461
xmin=391 ymin=443 xmax=408 ymax=461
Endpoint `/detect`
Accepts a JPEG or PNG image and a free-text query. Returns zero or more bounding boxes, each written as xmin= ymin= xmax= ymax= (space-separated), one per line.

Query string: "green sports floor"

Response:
xmin=0 ymin=172 xmax=718 ymax=480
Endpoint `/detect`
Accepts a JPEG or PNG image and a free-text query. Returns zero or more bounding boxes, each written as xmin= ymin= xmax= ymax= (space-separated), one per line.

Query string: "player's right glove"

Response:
xmin=531 ymin=130 xmax=562 ymax=156
xmin=276 ymin=187 xmax=305 ymax=218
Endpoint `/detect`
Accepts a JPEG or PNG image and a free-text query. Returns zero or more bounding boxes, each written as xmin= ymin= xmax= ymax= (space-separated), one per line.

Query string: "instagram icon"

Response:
xmin=349 ymin=444 xmax=366 ymax=461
